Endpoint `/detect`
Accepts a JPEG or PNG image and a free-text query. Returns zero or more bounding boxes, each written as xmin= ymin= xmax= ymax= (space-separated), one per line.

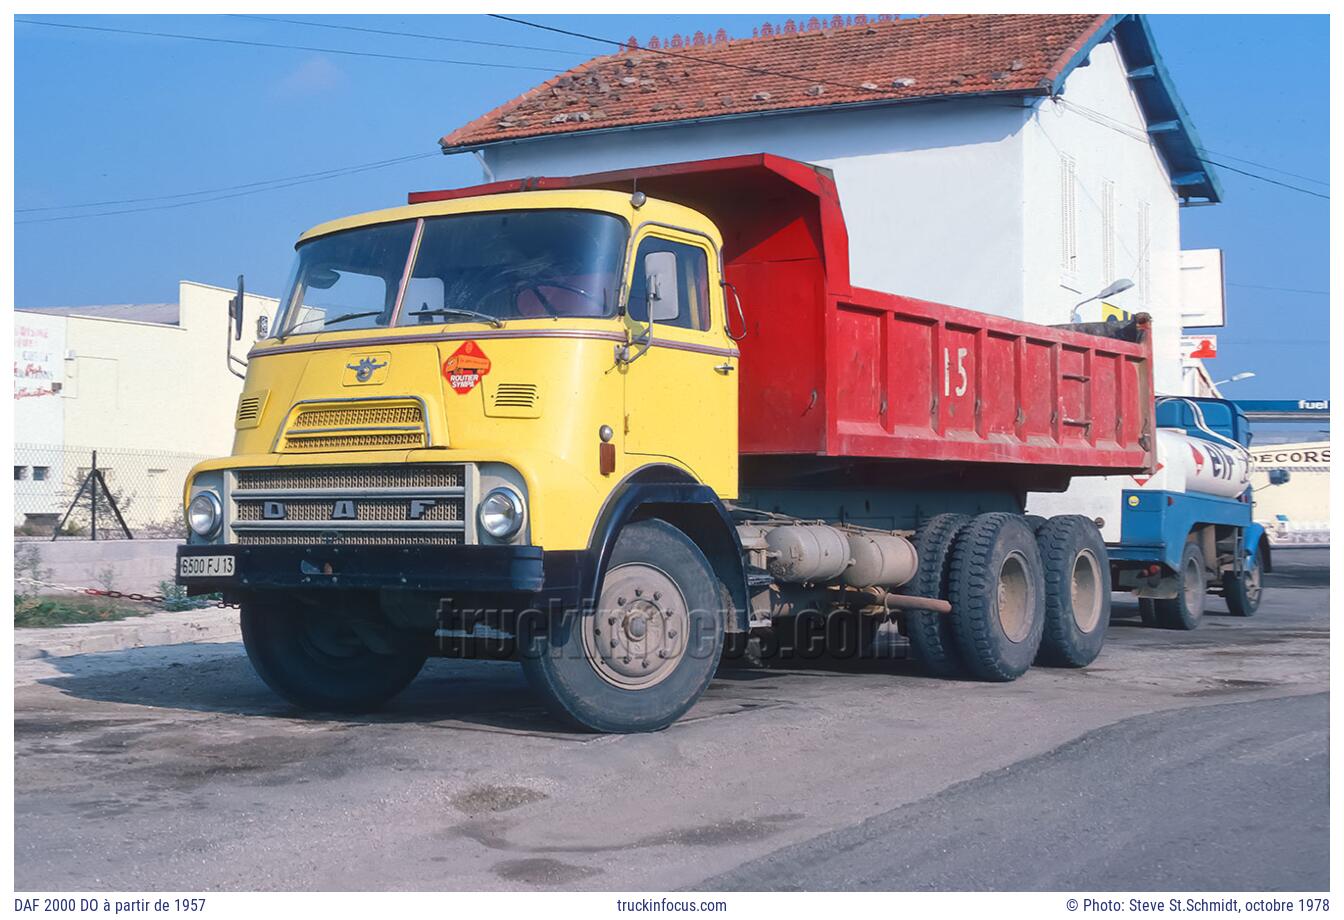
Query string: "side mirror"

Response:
xmin=1268 ymin=469 xmax=1291 ymax=486
xmin=644 ymin=251 xmax=680 ymax=322
xmin=256 ymin=315 xmax=270 ymax=340
xmin=228 ymin=274 xmax=245 ymax=341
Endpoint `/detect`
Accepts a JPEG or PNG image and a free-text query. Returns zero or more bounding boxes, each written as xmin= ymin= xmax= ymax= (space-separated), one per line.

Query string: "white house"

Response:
xmin=13 ymin=280 xmax=273 ymax=530
xmin=440 ymin=13 xmax=1223 ymax=397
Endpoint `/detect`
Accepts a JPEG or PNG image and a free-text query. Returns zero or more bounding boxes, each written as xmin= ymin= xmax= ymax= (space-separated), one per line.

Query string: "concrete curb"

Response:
xmin=14 ymin=608 xmax=241 ymax=660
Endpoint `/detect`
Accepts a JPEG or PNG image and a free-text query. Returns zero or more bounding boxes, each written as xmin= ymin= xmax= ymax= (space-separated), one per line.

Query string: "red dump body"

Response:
xmin=411 ymin=154 xmax=1155 ymax=481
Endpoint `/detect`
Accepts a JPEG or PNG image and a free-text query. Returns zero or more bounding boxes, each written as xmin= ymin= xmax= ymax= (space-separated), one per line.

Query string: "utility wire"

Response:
xmin=1059 ymin=98 xmax=1328 ymax=199
xmin=16 ymin=153 xmax=438 ymax=225
xmin=231 ymin=14 xmax=588 ymax=57
xmin=17 ymin=152 xmax=433 ymax=213
xmin=1197 ymin=157 xmax=1328 ymax=201
xmin=1227 ymin=282 xmax=1329 ymax=296
xmin=15 ymin=18 xmax=559 ymax=72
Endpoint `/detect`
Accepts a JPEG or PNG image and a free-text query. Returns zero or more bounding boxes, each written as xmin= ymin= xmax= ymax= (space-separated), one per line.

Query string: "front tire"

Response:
xmin=948 ymin=513 xmax=1046 ymax=681
xmin=521 ymin=519 xmax=724 ymax=733
xmin=1223 ymin=552 xmax=1264 ymax=617
xmin=241 ymin=595 xmax=428 ymax=713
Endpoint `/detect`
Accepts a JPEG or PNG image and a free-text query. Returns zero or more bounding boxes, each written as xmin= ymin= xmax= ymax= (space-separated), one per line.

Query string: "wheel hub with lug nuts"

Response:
xmin=585 ymin=563 xmax=689 ymax=689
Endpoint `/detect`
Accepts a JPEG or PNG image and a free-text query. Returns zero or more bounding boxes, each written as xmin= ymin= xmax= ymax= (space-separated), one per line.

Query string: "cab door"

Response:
xmin=621 ymin=229 xmax=738 ymax=497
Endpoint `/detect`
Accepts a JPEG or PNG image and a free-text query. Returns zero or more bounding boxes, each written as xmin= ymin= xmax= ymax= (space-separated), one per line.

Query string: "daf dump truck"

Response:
xmin=178 ymin=153 xmax=1238 ymax=733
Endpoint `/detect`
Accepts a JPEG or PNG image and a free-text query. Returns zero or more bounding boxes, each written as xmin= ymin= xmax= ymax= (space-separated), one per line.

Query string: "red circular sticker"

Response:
xmin=442 ymin=340 xmax=492 ymax=394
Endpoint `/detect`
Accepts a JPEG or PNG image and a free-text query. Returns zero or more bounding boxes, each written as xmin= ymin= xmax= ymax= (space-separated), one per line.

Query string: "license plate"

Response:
xmin=179 ymin=555 xmax=235 ymax=578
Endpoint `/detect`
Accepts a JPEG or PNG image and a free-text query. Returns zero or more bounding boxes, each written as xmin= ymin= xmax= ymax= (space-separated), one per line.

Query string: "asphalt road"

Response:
xmin=14 ymin=547 xmax=1330 ymax=892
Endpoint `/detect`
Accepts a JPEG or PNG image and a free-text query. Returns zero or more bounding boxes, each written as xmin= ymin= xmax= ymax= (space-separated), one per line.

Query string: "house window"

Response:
xmin=14 ymin=466 xmax=27 ymax=481
xmin=32 ymin=466 xmax=50 ymax=482
xmin=1101 ymin=179 xmax=1116 ymax=287
xmin=1059 ymin=155 xmax=1078 ymax=282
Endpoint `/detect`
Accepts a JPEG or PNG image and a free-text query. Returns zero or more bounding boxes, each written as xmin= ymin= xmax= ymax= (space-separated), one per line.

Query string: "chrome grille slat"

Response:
xmin=236 ymin=466 xmax=463 ymax=491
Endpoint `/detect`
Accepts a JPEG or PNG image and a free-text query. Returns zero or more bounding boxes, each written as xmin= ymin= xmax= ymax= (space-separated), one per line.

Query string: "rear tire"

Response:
xmin=1151 ymin=540 xmax=1208 ymax=630
xmin=241 ymin=595 xmax=428 ymax=713
xmin=521 ymin=519 xmax=723 ymax=733
xmin=1223 ymin=551 xmax=1264 ymax=617
xmin=948 ymin=513 xmax=1046 ymax=681
xmin=1023 ymin=514 xmax=1049 ymax=534
xmin=902 ymin=513 xmax=970 ymax=677
xmin=1034 ymin=515 xmax=1111 ymax=667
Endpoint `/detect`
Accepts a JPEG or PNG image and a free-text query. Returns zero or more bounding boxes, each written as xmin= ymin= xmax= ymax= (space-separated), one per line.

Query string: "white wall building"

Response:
xmin=13 ymin=280 xmax=273 ymax=529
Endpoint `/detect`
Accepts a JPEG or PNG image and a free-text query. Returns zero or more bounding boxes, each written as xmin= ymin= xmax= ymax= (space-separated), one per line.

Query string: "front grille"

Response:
xmin=236 ymin=531 xmax=462 ymax=546
xmin=291 ymin=404 xmax=423 ymax=429
xmin=235 ymin=498 xmax=461 ymax=522
xmin=283 ymin=431 xmax=423 ymax=451
xmin=236 ymin=466 xmax=463 ymax=491
xmin=279 ymin=398 xmax=428 ymax=452
xmin=230 ymin=463 xmax=469 ymax=546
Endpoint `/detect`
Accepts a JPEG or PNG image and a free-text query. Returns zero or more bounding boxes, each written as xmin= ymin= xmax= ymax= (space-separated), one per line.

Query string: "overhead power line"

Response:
xmin=18 ymin=152 xmax=434 ymax=213
xmin=1227 ymin=282 xmax=1329 ymax=296
xmin=231 ymin=14 xmax=587 ymax=57
xmin=15 ymin=18 xmax=559 ymax=72
xmin=1058 ymin=99 xmax=1328 ymax=200
xmin=16 ymin=152 xmax=438 ymax=225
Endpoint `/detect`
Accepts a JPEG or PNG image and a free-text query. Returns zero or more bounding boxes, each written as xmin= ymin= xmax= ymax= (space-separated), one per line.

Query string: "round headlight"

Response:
xmin=188 ymin=491 xmax=222 ymax=538
xmin=478 ymin=487 xmax=525 ymax=540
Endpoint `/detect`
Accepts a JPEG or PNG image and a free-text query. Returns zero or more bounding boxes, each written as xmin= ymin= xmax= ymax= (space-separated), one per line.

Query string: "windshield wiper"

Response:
xmin=282 ymin=310 xmax=384 ymax=341
xmin=408 ymin=307 xmax=504 ymax=328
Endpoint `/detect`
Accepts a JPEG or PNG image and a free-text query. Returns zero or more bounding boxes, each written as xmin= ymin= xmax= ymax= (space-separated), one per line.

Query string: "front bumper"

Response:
xmin=176 ymin=543 xmax=557 ymax=595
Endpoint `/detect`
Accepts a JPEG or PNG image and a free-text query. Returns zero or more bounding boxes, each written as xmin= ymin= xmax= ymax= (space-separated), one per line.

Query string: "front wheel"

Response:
xmin=1223 ymin=552 xmax=1264 ymax=617
xmin=241 ymin=595 xmax=428 ymax=713
xmin=521 ymin=519 xmax=724 ymax=733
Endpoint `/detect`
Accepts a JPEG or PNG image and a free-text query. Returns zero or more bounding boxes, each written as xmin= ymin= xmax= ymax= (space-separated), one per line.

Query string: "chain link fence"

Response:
xmin=14 ymin=443 xmax=207 ymax=540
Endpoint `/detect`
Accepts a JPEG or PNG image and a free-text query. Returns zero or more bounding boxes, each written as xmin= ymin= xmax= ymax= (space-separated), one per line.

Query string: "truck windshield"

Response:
xmin=275 ymin=210 xmax=627 ymax=336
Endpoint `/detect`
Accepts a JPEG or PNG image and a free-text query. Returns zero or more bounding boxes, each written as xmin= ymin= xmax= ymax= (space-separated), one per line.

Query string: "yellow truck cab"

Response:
xmin=179 ymin=188 xmax=747 ymax=731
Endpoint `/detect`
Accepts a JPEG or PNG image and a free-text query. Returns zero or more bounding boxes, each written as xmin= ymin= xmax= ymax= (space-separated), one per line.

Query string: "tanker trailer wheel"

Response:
xmin=948 ymin=513 xmax=1046 ymax=681
xmin=521 ymin=519 xmax=724 ymax=733
xmin=1034 ymin=515 xmax=1111 ymax=668
xmin=901 ymin=513 xmax=970 ymax=677
xmin=240 ymin=594 xmax=428 ymax=713
xmin=1223 ymin=552 xmax=1264 ymax=617
xmin=1151 ymin=541 xmax=1208 ymax=630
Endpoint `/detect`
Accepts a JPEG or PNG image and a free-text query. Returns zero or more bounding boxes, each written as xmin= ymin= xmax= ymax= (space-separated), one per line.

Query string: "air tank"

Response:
xmin=842 ymin=531 xmax=918 ymax=589
xmin=764 ymin=524 xmax=851 ymax=583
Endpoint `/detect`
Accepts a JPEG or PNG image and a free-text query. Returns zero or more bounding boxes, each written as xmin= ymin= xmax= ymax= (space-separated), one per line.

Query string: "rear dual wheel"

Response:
xmin=948 ymin=513 xmax=1046 ymax=681
xmin=1034 ymin=515 xmax=1111 ymax=668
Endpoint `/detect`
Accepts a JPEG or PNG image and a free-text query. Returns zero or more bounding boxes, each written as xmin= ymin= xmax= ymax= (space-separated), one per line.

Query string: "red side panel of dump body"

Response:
xmin=411 ymin=154 xmax=1155 ymax=476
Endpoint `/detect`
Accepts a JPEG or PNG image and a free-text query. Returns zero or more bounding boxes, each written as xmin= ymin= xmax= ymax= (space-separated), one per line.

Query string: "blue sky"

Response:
xmin=14 ymin=14 xmax=1329 ymax=399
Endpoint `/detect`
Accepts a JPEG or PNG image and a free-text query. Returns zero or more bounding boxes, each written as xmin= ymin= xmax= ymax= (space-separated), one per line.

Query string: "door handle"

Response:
xmin=714 ymin=363 xmax=735 ymax=375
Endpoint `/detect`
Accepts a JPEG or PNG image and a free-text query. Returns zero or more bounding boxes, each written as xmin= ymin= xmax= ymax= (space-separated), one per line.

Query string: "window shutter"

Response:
xmin=1059 ymin=155 xmax=1078 ymax=275
xmin=1102 ymin=179 xmax=1116 ymax=285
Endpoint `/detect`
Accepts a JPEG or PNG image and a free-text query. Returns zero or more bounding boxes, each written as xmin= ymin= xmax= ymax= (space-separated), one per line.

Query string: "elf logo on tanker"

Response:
xmin=442 ymin=340 xmax=491 ymax=394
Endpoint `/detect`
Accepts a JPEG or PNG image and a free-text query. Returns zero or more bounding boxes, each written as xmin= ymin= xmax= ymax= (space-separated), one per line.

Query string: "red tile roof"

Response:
xmin=442 ymin=14 xmax=1110 ymax=151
